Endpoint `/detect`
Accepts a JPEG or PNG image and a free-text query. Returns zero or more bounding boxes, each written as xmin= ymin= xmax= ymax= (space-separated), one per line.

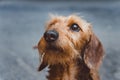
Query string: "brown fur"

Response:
xmin=36 ymin=15 xmax=104 ymax=80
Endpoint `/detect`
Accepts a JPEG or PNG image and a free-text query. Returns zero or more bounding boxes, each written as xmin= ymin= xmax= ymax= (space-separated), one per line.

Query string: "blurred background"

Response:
xmin=0 ymin=0 xmax=120 ymax=80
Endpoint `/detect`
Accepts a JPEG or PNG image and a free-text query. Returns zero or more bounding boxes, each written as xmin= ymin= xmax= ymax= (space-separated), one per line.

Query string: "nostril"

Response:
xmin=44 ymin=30 xmax=59 ymax=42
xmin=50 ymin=33 xmax=56 ymax=40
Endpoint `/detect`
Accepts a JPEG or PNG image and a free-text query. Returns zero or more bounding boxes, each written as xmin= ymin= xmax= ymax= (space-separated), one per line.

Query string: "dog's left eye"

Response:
xmin=70 ymin=23 xmax=80 ymax=32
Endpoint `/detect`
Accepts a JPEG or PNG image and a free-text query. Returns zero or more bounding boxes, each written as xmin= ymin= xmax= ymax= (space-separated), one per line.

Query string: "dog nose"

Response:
xmin=44 ymin=30 xmax=59 ymax=42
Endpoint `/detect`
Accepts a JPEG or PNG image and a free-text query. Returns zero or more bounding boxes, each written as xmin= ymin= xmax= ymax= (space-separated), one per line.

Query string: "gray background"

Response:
xmin=0 ymin=1 xmax=120 ymax=80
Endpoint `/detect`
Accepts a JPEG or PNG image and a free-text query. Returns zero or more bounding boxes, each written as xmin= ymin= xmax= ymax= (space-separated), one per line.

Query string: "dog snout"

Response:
xmin=44 ymin=30 xmax=59 ymax=42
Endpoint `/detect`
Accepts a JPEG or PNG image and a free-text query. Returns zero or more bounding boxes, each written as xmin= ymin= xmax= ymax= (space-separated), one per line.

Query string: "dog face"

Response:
xmin=37 ymin=15 xmax=104 ymax=71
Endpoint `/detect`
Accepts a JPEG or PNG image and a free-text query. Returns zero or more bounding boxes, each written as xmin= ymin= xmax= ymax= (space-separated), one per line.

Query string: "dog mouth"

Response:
xmin=45 ymin=44 xmax=64 ymax=53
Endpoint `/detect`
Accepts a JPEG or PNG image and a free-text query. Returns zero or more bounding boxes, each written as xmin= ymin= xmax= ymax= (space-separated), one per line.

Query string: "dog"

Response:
xmin=35 ymin=15 xmax=104 ymax=80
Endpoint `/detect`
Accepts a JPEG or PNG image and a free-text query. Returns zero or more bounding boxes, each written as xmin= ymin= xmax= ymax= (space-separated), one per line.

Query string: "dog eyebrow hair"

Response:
xmin=66 ymin=17 xmax=83 ymax=31
xmin=48 ymin=19 xmax=58 ymax=26
xmin=67 ymin=22 xmax=83 ymax=32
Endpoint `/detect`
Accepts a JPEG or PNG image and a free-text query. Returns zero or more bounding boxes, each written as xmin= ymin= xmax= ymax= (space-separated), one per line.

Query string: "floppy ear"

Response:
xmin=83 ymin=33 xmax=104 ymax=70
xmin=38 ymin=61 xmax=48 ymax=71
xmin=38 ymin=53 xmax=48 ymax=71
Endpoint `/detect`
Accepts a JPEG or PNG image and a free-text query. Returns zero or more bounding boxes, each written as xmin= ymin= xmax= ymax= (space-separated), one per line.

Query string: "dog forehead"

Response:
xmin=48 ymin=16 xmax=66 ymax=25
xmin=46 ymin=15 xmax=90 ymax=32
xmin=46 ymin=16 xmax=67 ymax=29
xmin=67 ymin=15 xmax=90 ymax=29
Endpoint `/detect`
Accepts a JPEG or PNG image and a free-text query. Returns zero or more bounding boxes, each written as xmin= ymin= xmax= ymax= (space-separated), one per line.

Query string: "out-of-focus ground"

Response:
xmin=0 ymin=1 xmax=120 ymax=80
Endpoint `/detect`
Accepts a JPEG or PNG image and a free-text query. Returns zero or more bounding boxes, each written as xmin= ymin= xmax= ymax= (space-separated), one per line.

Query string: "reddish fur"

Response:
xmin=36 ymin=15 xmax=104 ymax=80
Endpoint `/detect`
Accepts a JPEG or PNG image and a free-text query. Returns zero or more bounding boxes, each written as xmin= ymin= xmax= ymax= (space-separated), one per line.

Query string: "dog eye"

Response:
xmin=70 ymin=23 xmax=80 ymax=32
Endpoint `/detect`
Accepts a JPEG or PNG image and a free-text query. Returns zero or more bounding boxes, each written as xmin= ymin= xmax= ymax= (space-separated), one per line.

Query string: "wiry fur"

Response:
xmin=36 ymin=15 xmax=104 ymax=80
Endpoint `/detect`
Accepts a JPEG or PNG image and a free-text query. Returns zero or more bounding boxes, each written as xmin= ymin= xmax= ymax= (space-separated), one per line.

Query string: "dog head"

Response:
xmin=36 ymin=15 xmax=104 ymax=71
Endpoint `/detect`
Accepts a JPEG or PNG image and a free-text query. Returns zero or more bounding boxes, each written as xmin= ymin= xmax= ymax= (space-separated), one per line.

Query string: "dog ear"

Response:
xmin=38 ymin=53 xmax=48 ymax=71
xmin=38 ymin=61 xmax=48 ymax=71
xmin=83 ymin=33 xmax=104 ymax=70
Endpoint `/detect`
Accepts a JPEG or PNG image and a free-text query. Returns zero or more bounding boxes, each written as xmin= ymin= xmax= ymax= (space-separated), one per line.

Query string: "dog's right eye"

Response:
xmin=70 ymin=23 xmax=80 ymax=32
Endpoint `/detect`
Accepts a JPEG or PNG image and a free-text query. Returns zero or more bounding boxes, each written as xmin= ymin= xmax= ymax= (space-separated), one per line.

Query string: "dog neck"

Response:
xmin=47 ymin=58 xmax=98 ymax=80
